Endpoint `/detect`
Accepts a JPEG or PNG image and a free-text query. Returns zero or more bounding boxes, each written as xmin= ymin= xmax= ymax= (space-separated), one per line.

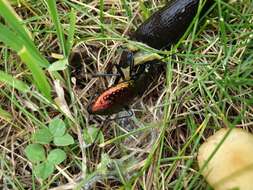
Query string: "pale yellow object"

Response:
xmin=134 ymin=52 xmax=162 ymax=66
xmin=197 ymin=128 xmax=253 ymax=190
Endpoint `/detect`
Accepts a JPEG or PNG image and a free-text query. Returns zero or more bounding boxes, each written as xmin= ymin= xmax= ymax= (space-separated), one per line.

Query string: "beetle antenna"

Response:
xmin=92 ymin=73 xmax=121 ymax=77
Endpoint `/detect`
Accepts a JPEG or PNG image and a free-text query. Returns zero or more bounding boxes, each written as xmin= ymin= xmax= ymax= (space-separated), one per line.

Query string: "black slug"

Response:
xmin=131 ymin=0 xmax=214 ymax=49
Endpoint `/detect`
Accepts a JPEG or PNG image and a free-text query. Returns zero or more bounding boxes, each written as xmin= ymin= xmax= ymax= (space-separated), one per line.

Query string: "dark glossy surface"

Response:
xmin=131 ymin=0 xmax=213 ymax=49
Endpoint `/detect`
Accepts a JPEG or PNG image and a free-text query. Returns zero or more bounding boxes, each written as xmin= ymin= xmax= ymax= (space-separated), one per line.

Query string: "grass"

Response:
xmin=0 ymin=0 xmax=253 ymax=189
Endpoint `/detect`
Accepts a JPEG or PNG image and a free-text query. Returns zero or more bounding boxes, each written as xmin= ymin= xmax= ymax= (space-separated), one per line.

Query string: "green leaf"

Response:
xmin=47 ymin=149 xmax=66 ymax=165
xmin=54 ymin=133 xmax=74 ymax=146
xmin=0 ymin=70 xmax=29 ymax=92
xmin=34 ymin=161 xmax=54 ymax=180
xmin=18 ymin=47 xmax=52 ymax=101
xmin=47 ymin=59 xmax=68 ymax=72
xmin=33 ymin=128 xmax=53 ymax=144
xmin=24 ymin=144 xmax=46 ymax=162
xmin=49 ymin=118 xmax=66 ymax=137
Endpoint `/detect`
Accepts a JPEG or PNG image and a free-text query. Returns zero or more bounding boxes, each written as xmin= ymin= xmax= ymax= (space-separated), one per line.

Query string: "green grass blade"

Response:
xmin=139 ymin=1 xmax=151 ymax=20
xmin=0 ymin=0 xmax=49 ymax=68
xmin=0 ymin=23 xmax=48 ymax=68
xmin=99 ymin=0 xmax=105 ymax=34
xmin=18 ymin=47 xmax=52 ymax=101
xmin=66 ymin=8 xmax=76 ymax=56
xmin=121 ymin=0 xmax=132 ymax=19
xmin=45 ymin=0 xmax=67 ymax=56
xmin=0 ymin=0 xmax=32 ymax=42
xmin=0 ymin=88 xmax=47 ymax=128
xmin=0 ymin=107 xmax=12 ymax=121
xmin=0 ymin=24 xmax=23 ymax=52
xmin=0 ymin=70 xmax=29 ymax=92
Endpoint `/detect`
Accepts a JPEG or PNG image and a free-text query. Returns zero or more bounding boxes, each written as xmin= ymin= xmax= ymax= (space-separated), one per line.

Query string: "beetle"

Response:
xmin=88 ymin=0 xmax=214 ymax=116
xmin=87 ymin=60 xmax=162 ymax=115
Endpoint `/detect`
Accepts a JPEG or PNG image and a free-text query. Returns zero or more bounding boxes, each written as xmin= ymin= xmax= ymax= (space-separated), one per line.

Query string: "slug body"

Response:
xmin=131 ymin=0 xmax=213 ymax=49
xmin=88 ymin=62 xmax=160 ymax=115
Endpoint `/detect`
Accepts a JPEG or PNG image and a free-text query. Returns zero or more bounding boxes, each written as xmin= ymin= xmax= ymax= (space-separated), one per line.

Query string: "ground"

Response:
xmin=0 ymin=0 xmax=252 ymax=189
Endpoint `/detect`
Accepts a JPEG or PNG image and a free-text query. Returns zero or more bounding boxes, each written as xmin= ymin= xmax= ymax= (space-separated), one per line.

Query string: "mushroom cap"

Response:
xmin=197 ymin=128 xmax=253 ymax=190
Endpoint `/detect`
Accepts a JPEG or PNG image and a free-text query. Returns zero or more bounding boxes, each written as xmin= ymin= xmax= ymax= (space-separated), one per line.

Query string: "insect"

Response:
xmin=87 ymin=58 xmax=162 ymax=115
xmin=88 ymin=0 xmax=214 ymax=116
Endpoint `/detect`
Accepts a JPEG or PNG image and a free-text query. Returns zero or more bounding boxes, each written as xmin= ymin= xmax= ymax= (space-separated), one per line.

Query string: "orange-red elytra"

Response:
xmin=87 ymin=80 xmax=136 ymax=115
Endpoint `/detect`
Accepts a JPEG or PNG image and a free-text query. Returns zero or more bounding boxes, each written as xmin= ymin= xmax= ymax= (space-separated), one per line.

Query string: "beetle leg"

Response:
xmin=130 ymin=62 xmax=147 ymax=80
xmin=119 ymin=49 xmax=134 ymax=68
xmin=128 ymin=52 xmax=135 ymax=78
xmin=107 ymin=108 xmax=133 ymax=121
xmin=114 ymin=64 xmax=126 ymax=84
xmin=92 ymin=49 xmax=135 ymax=84
xmin=91 ymin=73 xmax=121 ymax=77
xmin=118 ymin=49 xmax=135 ymax=79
